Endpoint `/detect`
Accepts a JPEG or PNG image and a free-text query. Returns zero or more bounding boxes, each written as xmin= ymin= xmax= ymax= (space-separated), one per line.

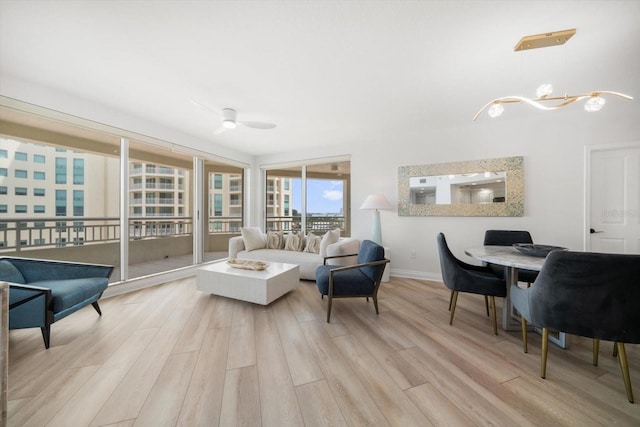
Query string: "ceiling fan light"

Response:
xmin=222 ymin=119 xmax=237 ymax=129
xmin=584 ymin=96 xmax=605 ymax=112
xmin=488 ymin=103 xmax=504 ymax=118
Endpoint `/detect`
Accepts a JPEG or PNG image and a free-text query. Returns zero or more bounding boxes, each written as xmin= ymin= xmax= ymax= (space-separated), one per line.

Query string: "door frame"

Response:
xmin=583 ymin=142 xmax=640 ymax=251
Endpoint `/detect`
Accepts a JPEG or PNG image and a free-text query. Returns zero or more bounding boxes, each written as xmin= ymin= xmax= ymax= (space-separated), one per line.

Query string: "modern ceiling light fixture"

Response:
xmin=473 ymin=29 xmax=633 ymax=121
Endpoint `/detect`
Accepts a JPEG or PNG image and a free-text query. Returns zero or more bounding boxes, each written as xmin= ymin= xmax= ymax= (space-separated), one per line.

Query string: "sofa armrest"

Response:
xmin=325 ymin=238 xmax=360 ymax=266
xmin=228 ymin=235 xmax=246 ymax=259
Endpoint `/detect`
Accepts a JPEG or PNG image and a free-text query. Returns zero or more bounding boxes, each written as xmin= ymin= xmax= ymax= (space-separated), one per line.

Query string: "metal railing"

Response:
xmin=0 ymin=216 xmax=243 ymax=252
xmin=265 ymin=215 xmax=345 ymax=234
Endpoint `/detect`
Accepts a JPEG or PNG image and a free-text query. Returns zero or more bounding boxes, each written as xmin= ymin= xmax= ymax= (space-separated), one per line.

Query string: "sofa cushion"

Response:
xmin=266 ymin=231 xmax=285 ymax=249
xmin=319 ymin=228 xmax=340 ymax=257
xmin=241 ymin=227 xmax=266 ymax=251
xmin=284 ymin=232 xmax=304 ymax=251
xmin=303 ymin=233 xmax=321 ymax=254
xmin=30 ymin=277 xmax=109 ymax=313
xmin=0 ymin=260 xmax=26 ymax=284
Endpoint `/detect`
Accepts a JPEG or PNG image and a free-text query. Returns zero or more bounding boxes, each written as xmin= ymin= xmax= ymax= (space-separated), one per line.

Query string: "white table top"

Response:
xmin=465 ymin=245 xmax=545 ymax=271
xmin=200 ymin=260 xmax=299 ymax=279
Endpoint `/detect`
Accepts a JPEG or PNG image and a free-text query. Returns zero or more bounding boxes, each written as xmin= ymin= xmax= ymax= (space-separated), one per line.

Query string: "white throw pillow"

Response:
xmin=303 ymin=232 xmax=322 ymax=254
xmin=319 ymin=228 xmax=340 ymax=257
xmin=266 ymin=230 xmax=285 ymax=249
xmin=284 ymin=232 xmax=305 ymax=251
xmin=241 ymin=227 xmax=266 ymax=251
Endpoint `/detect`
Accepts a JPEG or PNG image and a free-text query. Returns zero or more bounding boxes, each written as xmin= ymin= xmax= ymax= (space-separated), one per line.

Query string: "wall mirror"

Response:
xmin=398 ymin=156 xmax=524 ymax=216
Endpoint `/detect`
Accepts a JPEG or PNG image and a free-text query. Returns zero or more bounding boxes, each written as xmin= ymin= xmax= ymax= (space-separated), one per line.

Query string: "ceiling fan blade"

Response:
xmin=213 ymin=126 xmax=226 ymax=135
xmin=189 ymin=98 xmax=219 ymax=114
xmin=239 ymin=121 xmax=276 ymax=130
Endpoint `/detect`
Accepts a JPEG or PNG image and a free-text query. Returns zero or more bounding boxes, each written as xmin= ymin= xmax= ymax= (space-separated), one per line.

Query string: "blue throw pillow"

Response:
xmin=0 ymin=260 xmax=26 ymax=284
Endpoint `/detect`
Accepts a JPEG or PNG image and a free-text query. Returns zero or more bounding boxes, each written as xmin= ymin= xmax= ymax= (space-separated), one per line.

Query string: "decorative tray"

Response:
xmin=513 ymin=243 xmax=567 ymax=258
xmin=227 ymin=259 xmax=269 ymax=271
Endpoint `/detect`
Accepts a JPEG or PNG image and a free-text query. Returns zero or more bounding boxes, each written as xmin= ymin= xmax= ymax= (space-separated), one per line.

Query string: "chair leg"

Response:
xmin=616 ymin=342 xmax=634 ymax=403
xmin=449 ymin=291 xmax=458 ymax=325
xmin=40 ymin=326 xmax=51 ymax=349
xmin=366 ymin=297 xmax=369 ymax=302
xmin=593 ymin=338 xmax=600 ymax=366
xmin=372 ymin=296 xmax=379 ymax=314
xmin=91 ymin=301 xmax=103 ymax=316
xmin=484 ymin=295 xmax=490 ymax=317
xmin=326 ymin=295 xmax=333 ymax=323
xmin=448 ymin=291 xmax=454 ymax=311
xmin=541 ymin=328 xmax=549 ymax=379
xmin=613 ymin=342 xmax=618 ymax=357
xmin=490 ymin=296 xmax=498 ymax=335
xmin=521 ymin=316 xmax=528 ymax=353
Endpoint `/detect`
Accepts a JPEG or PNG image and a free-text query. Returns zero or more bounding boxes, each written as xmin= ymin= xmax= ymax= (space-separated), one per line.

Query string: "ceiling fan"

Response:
xmin=189 ymin=99 xmax=276 ymax=133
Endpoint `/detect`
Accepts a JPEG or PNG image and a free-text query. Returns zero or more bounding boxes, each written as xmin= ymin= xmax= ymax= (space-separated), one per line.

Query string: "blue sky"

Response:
xmin=291 ymin=179 xmax=343 ymax=214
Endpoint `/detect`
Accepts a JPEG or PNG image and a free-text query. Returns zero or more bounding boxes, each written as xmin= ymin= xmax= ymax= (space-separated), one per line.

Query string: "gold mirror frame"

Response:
xmin=398 ymin=156 xmax=524 ymax=216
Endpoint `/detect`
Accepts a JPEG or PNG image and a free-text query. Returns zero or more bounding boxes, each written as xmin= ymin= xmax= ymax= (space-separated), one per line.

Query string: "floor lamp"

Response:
xmin=360 ymin=194 xmax=393 ymax=245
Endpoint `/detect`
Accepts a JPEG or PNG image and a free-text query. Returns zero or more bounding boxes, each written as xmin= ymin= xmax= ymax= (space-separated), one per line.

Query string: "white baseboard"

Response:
xmin=389 ymin=268 xmax=442 ymax=282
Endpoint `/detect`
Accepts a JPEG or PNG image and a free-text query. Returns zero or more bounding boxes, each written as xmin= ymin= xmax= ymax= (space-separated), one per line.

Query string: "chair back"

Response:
xmin=484 ymin=230 xmax=533 ymax=246
xmin=529 ymin=250 xmax=640 ymax=343
xmin=357 ymin=240 xmax=385 ymax=282
xmin=436 ymin=233 xmax=459 ymax=291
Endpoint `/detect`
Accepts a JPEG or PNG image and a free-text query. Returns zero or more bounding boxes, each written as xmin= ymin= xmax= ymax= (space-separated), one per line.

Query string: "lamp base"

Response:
xmin=371 ymin=209 xmax=382 ymax=245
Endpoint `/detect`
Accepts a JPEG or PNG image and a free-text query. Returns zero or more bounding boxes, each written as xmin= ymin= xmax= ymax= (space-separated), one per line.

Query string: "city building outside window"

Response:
xmin=73 ymin=158 xmax=84 ymax=184
xmin=56 ymin=157 xmax=67 ymax=184
xmin=34 ymin=154 xmax=45 ymax=163
xmin=15 ymin=169 xmax=27 ymax=178
xmin=34 ymin=205 xmax=45 ymax=213
xmin=15 ymin=152 xmax=28 ymax=161
xmin=34 ymin=171 xmax=45 ymax=180
xmin=214 ymin=174 xmax=223 ymax=189
xmin=56 ymin=189 xmax=67 ymax=216
xmin=15 ymin=205 xmax=27 ymax=213
xmin=15 ymin=187 xmax=27 ymax=196
xmin=0 ymin=149 xmax=7 ymax=158
xmin=73 ymin=190 xmax=84 ymax=216
xmin=34 ymin=188 xmax=45 ymax=196
xmin=0 ymin=186 xmax=7 ymax=195
xmin=0 ymin=168 xmax=7 ymax=177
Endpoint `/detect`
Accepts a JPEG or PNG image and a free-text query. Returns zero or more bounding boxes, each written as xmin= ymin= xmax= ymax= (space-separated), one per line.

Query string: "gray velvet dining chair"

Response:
xmin=510 ymin=250 xmax=640 ymax=403
xmin=483 ymin=229 xmax=539 ymax=284
xmin=436 ymin=233 xmax=507 ymax=335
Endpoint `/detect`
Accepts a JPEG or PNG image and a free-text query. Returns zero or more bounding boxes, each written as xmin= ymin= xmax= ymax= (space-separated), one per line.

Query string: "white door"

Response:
xmin=588 ymin=144 xmax=640 ymax=254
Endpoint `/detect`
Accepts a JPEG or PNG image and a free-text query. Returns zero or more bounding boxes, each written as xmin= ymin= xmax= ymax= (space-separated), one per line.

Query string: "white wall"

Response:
xmin=4 ymin=77 xmax=639 ymax=282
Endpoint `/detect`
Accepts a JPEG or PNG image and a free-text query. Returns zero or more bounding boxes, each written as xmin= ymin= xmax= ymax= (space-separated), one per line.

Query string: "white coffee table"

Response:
xmin=196 ymin=260 xmax=299 ymax=305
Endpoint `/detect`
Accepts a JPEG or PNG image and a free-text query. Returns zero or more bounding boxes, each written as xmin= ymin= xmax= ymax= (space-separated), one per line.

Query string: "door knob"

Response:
xmin=590 ymin=228 xmax=603 ymax=234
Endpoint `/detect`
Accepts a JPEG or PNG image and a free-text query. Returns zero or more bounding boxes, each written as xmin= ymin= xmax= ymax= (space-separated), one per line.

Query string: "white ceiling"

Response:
xmin=1 ymin=1 xmax=638 ymax=157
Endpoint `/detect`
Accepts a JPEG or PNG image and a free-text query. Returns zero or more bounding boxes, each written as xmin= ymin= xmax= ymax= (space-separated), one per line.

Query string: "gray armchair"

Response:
xmin=315 ymin=240 xmax=389 ymax=323
xmin=510 ymin=250 xmax=640 ymax=402
xmin=437 ymin=233 xmax=507 ymax=335
xmin=483 ymin=229 xmax=539 ymax=284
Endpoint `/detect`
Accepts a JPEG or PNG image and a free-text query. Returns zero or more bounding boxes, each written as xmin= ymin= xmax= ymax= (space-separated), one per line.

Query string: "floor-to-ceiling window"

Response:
xmin=264 ymin=159 xmax=350 ymax=236
xmin=1 ymin=104 xmax=247 ymax=283
xmin=205 ymin=161 xmax=245 ymax=259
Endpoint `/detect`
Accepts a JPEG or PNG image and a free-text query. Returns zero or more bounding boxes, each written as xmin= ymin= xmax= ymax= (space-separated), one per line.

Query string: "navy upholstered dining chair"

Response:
xmin=315 ymin=240 xmax=389 ymax=323
xmin=436 ymin=233 xmax=507 ymax=335
xmin=483 ymin=229 xmax=539 ymax=284
xmin=510 ymin=250 xmax=640 ymax=403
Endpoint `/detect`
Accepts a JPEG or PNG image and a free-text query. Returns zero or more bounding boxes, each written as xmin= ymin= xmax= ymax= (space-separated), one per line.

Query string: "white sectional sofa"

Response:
xmin=228 ymin=231 xmax=360 ymax=280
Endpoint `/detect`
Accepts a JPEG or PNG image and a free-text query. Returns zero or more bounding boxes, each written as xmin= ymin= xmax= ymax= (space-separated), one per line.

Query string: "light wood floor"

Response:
xmin=7 ymin=275 xmax=640 ymax=426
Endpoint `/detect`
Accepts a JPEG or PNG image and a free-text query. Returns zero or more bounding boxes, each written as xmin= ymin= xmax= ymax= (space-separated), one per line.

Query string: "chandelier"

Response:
xmin=473 ymin=29 xmax=633 ymax=121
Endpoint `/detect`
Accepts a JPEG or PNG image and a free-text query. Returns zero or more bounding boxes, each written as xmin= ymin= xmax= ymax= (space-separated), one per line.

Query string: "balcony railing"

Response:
xmin=265 ymin=215 xmax=345 ymax=234
xmin=0 ymin=216 xmax=244 ymax=252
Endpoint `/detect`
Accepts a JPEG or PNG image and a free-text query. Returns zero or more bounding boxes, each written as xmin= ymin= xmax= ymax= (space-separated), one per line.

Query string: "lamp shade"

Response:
xmin=360 ymin=194 xmax=393 ymax=210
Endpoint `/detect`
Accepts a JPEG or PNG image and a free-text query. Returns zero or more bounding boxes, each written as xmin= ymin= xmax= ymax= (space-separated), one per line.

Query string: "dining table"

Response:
xmin=464 ymin=245 xmax=568 ymax=348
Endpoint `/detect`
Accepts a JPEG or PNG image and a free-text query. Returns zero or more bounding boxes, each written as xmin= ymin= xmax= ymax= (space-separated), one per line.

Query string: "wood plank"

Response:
xmin=332 ymin=334 xmax=431 ymax=426
xmin=300 ymin=320 xmax=390 ymax=426
xmin=45 ymin=329 xmax=157 ymax=427
xmin=405 ymin=383 xmax=476 ymax=427
xmin=254 ymin=307 xmax=304 ymax=426
xmin=226 ymin=301 xmax=256 ymax=369
xmin=295 ymin=380 xmax=348 ymax=427
xmin=177 ymin=327 xmax=231 ymax=427
xmin=219 ymin=366 xmax=261 ymax=426
xmin=133 ymin=351 xmax=198 ymax=427
xmin=272 ymin=298 xmax=324 ymax=386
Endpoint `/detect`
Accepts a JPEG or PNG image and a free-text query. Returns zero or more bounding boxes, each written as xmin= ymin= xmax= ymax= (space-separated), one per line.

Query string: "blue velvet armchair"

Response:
xmin=315 ymin=240 xmax=389 ymax=323
xmin=1 ymin=257 xmax=114 ymax=348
